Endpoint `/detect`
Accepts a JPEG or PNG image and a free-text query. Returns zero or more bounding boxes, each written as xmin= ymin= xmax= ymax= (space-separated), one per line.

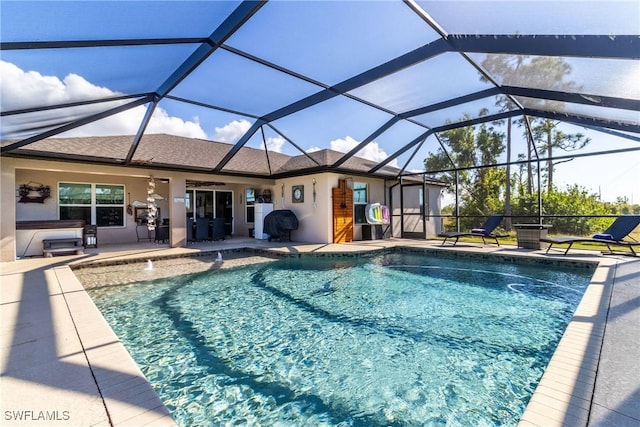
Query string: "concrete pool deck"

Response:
xmin=1 ymin=238 xmax=638 ymax=426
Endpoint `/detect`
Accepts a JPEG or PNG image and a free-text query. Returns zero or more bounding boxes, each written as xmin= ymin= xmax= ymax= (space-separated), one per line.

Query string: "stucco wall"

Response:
xmin=264 ymin=174 xmax=390 ymax=243
xmin=1 ymin=158 xmax=274 ymax=261
xmin=15 ymin=168 xmax=171 ymax=245
xmin=1 ymin=157 xmax=442 ymax=261
xmin=268 ymin=174 xmax=334 ymax=243
xmin=1 ymin=157 xmax=17 ymax=261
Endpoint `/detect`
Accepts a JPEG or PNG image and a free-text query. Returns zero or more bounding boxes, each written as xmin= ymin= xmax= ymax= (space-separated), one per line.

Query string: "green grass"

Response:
xmin=432 ymin=226 xmax=640 ymax=253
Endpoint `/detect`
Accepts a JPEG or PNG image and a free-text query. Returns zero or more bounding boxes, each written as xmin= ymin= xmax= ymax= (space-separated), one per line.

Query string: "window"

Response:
xmin=353 ymin=182 xmax=368 ymax=225
xmin=59 ymin=182 xmax=125 ymax=227
xmin=245 ymin=188 xmax=255 ymax=223
xmin=185 ymin=190 xmax=193 ymax=218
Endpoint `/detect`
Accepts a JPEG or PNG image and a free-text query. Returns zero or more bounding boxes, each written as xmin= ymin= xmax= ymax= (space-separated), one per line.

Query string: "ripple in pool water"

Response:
xmin=86 ymin=253 xmax=593 ymax=426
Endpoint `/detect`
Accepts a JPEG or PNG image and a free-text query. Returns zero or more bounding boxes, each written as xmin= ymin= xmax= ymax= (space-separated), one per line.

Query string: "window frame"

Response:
xmin=245 ymin=188 xmax=255 ymax=224
xmin=353 ymin=181 xmax=368 ymax=225
xmin=58 ymin=181 xmax=126 ymax=228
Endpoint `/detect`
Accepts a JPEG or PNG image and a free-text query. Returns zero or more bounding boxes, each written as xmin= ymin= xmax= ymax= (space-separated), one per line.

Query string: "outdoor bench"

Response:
xmin=42 ymin=237 xmax=84 ymax=257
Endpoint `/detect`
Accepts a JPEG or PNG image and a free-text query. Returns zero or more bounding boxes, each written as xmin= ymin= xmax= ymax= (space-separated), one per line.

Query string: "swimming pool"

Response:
xmin=85 ymin=252 xmax=593 ymax=426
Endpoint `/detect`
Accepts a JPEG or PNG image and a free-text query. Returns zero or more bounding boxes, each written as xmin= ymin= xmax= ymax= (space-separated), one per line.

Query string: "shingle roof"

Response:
xmin=13 ymin=133 xmax=420 ymax=180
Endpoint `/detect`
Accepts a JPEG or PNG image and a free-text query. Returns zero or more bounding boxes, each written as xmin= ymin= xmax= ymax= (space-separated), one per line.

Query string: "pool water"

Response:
xmin=87 ymin=253 xmax=593 ymax=426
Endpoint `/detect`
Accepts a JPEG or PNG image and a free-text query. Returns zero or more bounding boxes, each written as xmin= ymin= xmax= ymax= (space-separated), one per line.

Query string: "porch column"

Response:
xmin=168 ymin=176 xmax=187 ymax=248
xmin=1 ymin=158 xmax=17 ymax=261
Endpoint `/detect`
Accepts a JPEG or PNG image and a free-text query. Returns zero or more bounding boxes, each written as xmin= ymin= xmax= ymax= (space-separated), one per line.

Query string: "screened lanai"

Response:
xmin=1 ymin=0 xmax=639 ymax=231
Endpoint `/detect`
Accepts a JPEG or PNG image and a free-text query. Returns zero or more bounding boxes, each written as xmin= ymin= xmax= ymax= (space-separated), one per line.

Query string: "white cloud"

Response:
xmin=213 ymin=119 xmax=251 ymax=143
xmin=1 ymin=61 xmax=398 ymax=170
xmin=0 ymin=60 xmax=206 ymax=139
xmin=213 ymin=122 xmax=284 ymax=151
xmin=0 ymin=61 xmax=114 ymax=110
xmin=147 ymin=109 xmax=206 ymax=139
xmin=307 ymin=146 xmax=322 ymax=153
xmin=329 ymin=136 xmax=399 ymax=168
xmin=263 ymin=136 xmax=286 ymax=152
xmin=329 ymin=136 xmax=359 ymax=154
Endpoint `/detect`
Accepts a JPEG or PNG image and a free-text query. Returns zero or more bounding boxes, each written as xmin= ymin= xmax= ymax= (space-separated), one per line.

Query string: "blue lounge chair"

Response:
xmin=541 ymin=215 xmax=640 ymax=256
xmin=438 ymin=215 xmax=506 ymax=246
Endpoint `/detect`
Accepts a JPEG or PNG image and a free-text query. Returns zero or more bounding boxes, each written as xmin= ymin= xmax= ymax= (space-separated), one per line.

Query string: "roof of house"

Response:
xmin=13 ymin=134 xmax=447 ymax=185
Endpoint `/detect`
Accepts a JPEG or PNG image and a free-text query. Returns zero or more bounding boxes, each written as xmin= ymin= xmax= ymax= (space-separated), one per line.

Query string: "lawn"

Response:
xmin=432 ymin=226 xmax=640 ymax=253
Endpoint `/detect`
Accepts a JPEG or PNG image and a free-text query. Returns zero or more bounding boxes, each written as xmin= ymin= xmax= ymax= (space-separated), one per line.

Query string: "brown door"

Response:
xmin=332 ymin=179 xmax=353 ymax=243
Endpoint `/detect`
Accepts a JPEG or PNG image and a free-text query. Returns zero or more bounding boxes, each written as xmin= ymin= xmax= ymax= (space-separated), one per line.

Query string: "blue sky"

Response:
xmin=1 ymin=1 xmax=638 ymax=203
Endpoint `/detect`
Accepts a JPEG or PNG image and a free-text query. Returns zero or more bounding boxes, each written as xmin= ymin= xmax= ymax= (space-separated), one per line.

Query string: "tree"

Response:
xmin=480 ymin=55 xmax=590 ymax=196
xmin=427 ymin=55 xmax=594 ymax=229
xmin=539 ymin=185 xmax=609 ymax=234
xmin=425 ymin=117 xmax=505 ymax=229
xmin=605 ymin=197 xmax=640 ymax=215
xmin=530 ymin=118 xmax=590 ymax=193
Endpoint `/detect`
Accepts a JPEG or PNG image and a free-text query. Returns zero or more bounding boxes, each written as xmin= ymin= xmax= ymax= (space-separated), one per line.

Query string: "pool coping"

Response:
xmin=2 ymin=241 xmax=635 ymax=426
xmin=517 ymin=256 xmax=615 ymax=426
xmin=56 ymin=266 xmax=177 ymax=426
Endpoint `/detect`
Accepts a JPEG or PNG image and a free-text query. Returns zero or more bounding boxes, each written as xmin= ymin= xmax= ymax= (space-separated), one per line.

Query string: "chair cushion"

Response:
xmin=593 ymin=233 xmax=614 ymax=240
xmin=471 ymin=228 xmax=485 ymax=234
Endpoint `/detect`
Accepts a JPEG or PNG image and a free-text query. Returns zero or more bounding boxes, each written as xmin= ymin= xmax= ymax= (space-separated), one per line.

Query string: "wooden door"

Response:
xmin=332 ymin=179 xmax=353 ymax=243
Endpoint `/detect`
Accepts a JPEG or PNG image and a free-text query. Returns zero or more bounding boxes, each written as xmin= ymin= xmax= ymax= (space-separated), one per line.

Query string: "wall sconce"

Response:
xmin=127 ymin=192 xmax=133 ymax=215
xmin=312 ymin=178 xmax=317 ymax=208
xmin=281 ymin=183 xmax=285 ymax=206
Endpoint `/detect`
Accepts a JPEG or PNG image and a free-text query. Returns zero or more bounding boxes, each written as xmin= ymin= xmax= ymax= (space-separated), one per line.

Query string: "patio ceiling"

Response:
xmin=1 ymin=0 xmax=638 ymax=179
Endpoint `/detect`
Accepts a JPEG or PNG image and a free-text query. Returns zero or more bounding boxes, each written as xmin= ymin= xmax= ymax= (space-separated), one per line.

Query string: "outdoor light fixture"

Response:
xmin=281 ymin=183 xmax=285 ymax=206
xmin=312 ymin=178 xmax=317 ymax=208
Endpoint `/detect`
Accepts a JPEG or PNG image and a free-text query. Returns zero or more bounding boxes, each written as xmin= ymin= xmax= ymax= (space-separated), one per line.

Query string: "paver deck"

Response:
xmin=1 ymin=238 xmax=638 ymax=426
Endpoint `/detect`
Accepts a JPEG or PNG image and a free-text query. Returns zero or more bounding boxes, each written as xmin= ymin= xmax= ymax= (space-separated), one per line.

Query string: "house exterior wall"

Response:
xmin=1 ymin=158 xmax=272 ymax=261
xmin=0 ymin=157 xmax=443 ymax=261
xmin=269 ymin=174 xmax=334 ymax=244
xmin=1 ymin=157 xmax=18 ymax=261
xmin=348 ymin=175 xmax=386 ymax=241
xmin=14 ymin=168 xmax=171 ymax=245
xmin=262 ymin=174 xmax=390 ymax=243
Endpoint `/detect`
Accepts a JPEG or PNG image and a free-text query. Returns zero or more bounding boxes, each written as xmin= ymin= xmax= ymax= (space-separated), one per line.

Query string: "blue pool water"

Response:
xmin=87 ymin=252 xmax=593 ymax=426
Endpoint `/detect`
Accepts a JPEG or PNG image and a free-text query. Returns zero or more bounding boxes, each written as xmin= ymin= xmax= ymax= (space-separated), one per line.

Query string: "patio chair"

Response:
xmin=438 ymin=215 xmax=507 ymax=246
xmin=186 ymin=218 xmax=195 ymax=242
xmin=195 ymin=217 xmax=210 ymax=241
xmin=541 ymin=215 xmax=640 ymax=256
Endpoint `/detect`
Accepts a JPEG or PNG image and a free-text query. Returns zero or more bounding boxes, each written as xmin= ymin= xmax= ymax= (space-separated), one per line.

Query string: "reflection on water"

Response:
xmin=87 ymin=253 xmax=593 ymax=427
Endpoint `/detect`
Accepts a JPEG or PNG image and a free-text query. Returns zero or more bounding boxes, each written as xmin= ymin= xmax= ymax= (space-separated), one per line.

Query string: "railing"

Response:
xmin=437 ymin=214 xmax=640 ymax=240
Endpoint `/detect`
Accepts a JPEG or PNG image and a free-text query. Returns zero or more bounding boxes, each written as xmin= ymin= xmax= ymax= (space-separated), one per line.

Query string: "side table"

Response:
xmin=513 ymin=223 xmax=553 ymax=249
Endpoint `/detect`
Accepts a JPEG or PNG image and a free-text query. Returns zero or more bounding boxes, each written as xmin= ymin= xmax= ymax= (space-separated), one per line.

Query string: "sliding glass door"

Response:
xmin=185 ymin=189 xmax=234 ymax=236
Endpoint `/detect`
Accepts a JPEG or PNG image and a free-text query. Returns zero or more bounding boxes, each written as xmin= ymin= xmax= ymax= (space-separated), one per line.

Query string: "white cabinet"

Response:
xmin=254 ymin=203 xmax=274 ymax=239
